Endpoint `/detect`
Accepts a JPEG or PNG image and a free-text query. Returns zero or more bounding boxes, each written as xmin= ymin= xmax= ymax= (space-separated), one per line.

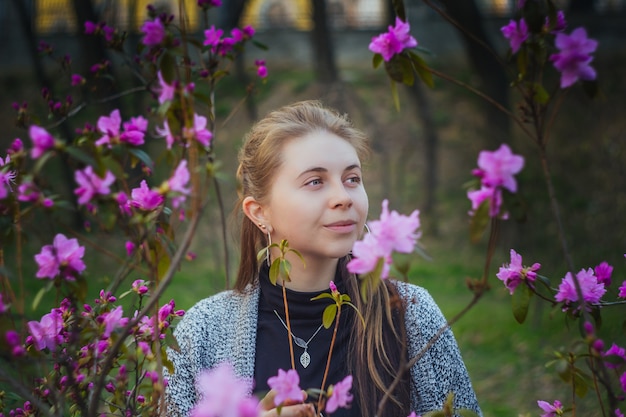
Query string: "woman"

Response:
xmin=164 ymin=101 xmax=482 ymax=417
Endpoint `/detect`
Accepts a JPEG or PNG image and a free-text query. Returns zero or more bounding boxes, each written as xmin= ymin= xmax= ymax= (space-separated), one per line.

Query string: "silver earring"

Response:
xmin=259 ymin=223 xmax=271 ymax=267
xmin=364 ymin=223 xmax=371 ymax=234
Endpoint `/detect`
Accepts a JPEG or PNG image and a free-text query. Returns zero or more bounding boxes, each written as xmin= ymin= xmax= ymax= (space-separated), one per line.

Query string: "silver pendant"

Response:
xmin=300 ymin=351 xmax=311 ymax=368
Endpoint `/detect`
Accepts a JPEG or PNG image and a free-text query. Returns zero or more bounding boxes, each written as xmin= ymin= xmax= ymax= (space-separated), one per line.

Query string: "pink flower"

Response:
xmin=130 ymin=180 xmax=164 ymax=211
xmin=476 ymin=144 xmax=525 ymax=193
xmin=74 ymin=166 xmax=115 ymax=205
xmin=348 ymin=200 xmax=419 ymax=280
xmin=102 ymin=306 xmax=128 ymax=338
xmin=329 ymin=280 xmax=339 ymax=296
xmin=96 ymin=109 xmax=122 ymax=146
xmin=156 ymin=71 xmax=175 ymax=104
xmin=27 ymin=309 xmax=64 ymax=351
xmin=29 ymin=125 xmax=55 ymax=159
xmin=255 ymin=59 xmax=268 ymax=78
xmin=71 ymin=74 xmax=85 ymax=86
xmin=621 ymin=372 xmax=626 ymax=393
xmin=467 ymin=185 xmax=503 ymax=218
xmin=501 ymin=18 xmax=529 ymax=54
xmin=34 ymin=233 xmax=86 ymax=280
xmin=604 ymin=343 xmax=626 ymax=369
xmin=616 ymin=409 xmax=624 ymax=417
xmin=537 ymin=399 xmax=563 ymax=417
xmin=325 ymin=375 xmax=353 ymax=413
xmin=0 ymin=293 xmax=9 ymax=314
xmin=549 ymin=27 xmax=598 ymax=88
xmin=0 ymin=156 xmax=16 ymax=199
xmin=121 ymin=116 xmax=148 ymax=146
xmin=191 ymin=362 xmax=257 ymax=417
xmin=84 ymin=21 xmax=97 ymax=34
xmin=348 ymin=232 xmax=391 ymax=279
xmin=198 ymin=0 xmax=222 ymax=8
xmin=594 ymin=261 xmax=613 ymax=286
xmin=496 ymin=249 xmax=541 ymax=294
xmin=156 ymin=119 xmax=176 ymax=149
xmin=141 ymin=18 xmax=165 ymax=46
xmin=407 ymin=413 xmax=422 ymax=417
xmin=183 ymin=113 xmax=213 ymax=147
xmin=619 ymin=281 xmax=626 ymax=299
xmin=168 ymin=160 xmax=191 ymax=208
xmin=203 ymin=26 xmax=224 ymax=53
xmin=369 ymin=17 xmax=418 ymax=62
xmin=267 ymin=369 xmax=302 ymax=406
xmin=125 ymin=241 xmax=136 ymax=257
xmin=544 ymin=10 xmax=567 ymax=33
xmin=555 ymin=268 xmax=606 ymax=309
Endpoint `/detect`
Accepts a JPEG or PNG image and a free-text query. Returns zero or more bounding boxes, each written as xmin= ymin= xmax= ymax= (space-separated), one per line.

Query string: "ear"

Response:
xmin=242 ymin=196 xmax=272 ymax=233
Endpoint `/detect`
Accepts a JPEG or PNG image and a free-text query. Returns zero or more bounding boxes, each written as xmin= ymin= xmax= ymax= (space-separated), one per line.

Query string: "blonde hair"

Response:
xmin=234 ymin=100 xmax=409 ymax=417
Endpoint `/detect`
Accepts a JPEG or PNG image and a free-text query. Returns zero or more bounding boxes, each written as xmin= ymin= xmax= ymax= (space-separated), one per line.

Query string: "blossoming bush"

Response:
xmin=0 ymin=2 xmax=268 ymax=416
xmin=364 ymin=0 xmax=626 ymax=415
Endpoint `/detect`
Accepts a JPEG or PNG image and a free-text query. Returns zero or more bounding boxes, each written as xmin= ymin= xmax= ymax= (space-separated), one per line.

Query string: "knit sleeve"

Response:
xmin=398 ymin=282 xmax=483 ymax=417
xmin=163 ymin=298 xmax=214 ymax=417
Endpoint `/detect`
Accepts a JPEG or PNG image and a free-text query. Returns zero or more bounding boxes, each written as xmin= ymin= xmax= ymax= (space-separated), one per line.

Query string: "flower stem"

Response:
xmin=317 ymin=306 xmax=341 ymax=416
xmin=282 ymin=284 xmax=296 ymax=370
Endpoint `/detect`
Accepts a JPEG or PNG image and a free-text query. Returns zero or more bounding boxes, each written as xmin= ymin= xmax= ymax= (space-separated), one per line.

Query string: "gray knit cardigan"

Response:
xmin=163 ymin=280 xmax=483 ymax=417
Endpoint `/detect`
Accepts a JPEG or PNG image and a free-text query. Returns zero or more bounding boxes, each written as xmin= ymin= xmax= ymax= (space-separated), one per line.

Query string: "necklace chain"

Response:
xmin=273 ymin=309 xmax=324 ymax=368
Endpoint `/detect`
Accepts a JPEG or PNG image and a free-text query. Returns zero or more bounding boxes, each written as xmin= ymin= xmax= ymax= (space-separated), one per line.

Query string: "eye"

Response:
xmin=345 ymin=175 xmax=362 ymax=185
xmin=305 ymin=178 xmax=323 ymax=187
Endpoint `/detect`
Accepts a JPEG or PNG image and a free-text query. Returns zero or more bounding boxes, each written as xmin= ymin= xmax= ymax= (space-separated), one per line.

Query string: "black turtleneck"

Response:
xmin=254 ymin=262 xmax=360 ymax=416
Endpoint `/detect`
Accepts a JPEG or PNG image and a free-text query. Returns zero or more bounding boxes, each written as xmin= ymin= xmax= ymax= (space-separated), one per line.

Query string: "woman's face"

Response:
xmin=262 ymin=130 xmax=369 ymax=262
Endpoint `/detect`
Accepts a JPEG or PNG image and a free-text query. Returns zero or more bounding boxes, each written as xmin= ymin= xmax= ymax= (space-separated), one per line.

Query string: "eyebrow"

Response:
xmin=297 ymin=164 xmax=361 ymax=178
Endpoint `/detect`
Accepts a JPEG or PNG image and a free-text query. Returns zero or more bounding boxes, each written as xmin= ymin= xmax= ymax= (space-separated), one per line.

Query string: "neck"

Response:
xmin=276 ymin=253 xmax=339 ymax=292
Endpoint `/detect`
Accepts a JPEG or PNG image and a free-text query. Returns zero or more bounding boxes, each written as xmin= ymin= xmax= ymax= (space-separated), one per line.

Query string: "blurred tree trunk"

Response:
xmin=310 ymin=0 xmax=338 ymax=84
xmin=12 ymin=0 xmax=82 ymax=227
xmin=218 ymin=0 xmax=257 ymax=121
xmin=436 ymin=0 xmax=511 ymax=146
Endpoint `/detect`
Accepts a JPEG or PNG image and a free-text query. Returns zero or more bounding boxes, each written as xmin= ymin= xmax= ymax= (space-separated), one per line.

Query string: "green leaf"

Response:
xmin=32 ymin=281 xmax=53 ymax=311
xmin=399 ymin=56 xmax=415 ymax=86
xmin=469 ymin=198 xmax=490 ymax=243
xmin=384 ymin=57 xmax=405 ymax=84
xmin=458 ymin=410 xmax=481 ymax=417
xmin=533 ymin=83 xmax=550 ymax=104
xmin=409 ymin=51 xmax=434 ymax=88
xmin=269 ymin=258 xmax=280 ymax=285
xmin=252 ymin=39 xmax=269 ymax=51
xmin=516 ymin=47 xmax=528 ymax=78
xmin=511 ymin=282 xmax=532 ymax=324
xmin=392 ymin=0 xmax=406 ymax=21
xmin=372 ymin=53 xmax=383 ymax=69
xmin=340 ymin=294 xmax=351 ymax=303
xmin=65 ymin=146 xmax=96 ymax=167
xmin=159 ymin=51 xmax=176 ymax=84
xmin=162 ymin=349 xmax=175 ymax=375
xmin=573 ymin=371 xmax=589 ymax=398
xmin=157 ymin=251 xmax=171 ymax=281
xmin=165 ymin=332 xmax=181 ymax=353
xmin=280 ymin=259 xmax=291 ymax=282
xmin=390 ymin=79 xmax=400 ymax=112
xmin=128 ymin=148 xmax=154 ymax=170
xmin=322 ymin=304 xmax=337 ymax=329
xmin=32 ymin=152 xmax=55 ymax=176
xmin=310 ymin=293 xmax=334 ymax=301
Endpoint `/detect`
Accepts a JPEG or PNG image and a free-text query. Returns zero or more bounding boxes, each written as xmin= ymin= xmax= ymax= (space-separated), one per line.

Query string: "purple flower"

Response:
xmin=549 ymin=27 xmax=598 ymax=88
xmin=198 ymin=0 xmax=222 ymax=7
xmin=255 ymin=59 xmax=268 ymax=78
xmin=594 ymin=261 xmax=613 ymax=286
xmin=96 ymin=110 xmax=147 ymax=147
xmin=156 ymin=120 xmax=176 ymax=149
xmin=84 ymin=21 xmax=97 ymax=34
xmin=267 ymin=369 xmax=302 ymax=406
xmin=27 ymin=309 xmax=64 ymax=351
xmin=621 ymin=372 xmax=626 ymax=393
xmin=156 ymin=71 xmax=175 ymax=104
xmin=120 ymin=116 xmax=148 ymax=146
xmin=71 ymin=74 xmax=85 ymax=86
xmin=141 ymin=18 xmax=165 ymax=46
xmin=130 ymin=180 xmax=164 ymax=211
xmin=34 ymin=233 xmax=86 ymax=280
xmin=325 ymin=375 xmax=353 ymax=413
xmin=618 ymin=409 xmax=625 ymax=417
xmin=168 ymin=160 xmax=191 ymax=208
xmin=544 ymin=10 xmax=567 ymax=33
xmin=501 ymin=18 xmax=529 ymax=54
xmin=496 ymin=249 xmax=541 ymax=294
xmin=29 ymin=125 xmax=55 ymax=159
xmin=96 ymin=109 xmax=122 ymax=146
xmin=74 ymin=166 xmax=115 ymax=205
xmin=102 ymin=306 xmax=128 ymax=338
xmin=125 ymin=241 xmax=136 ymax=257
xmin=0 ymin=155 xmax=16 ymax=199
xmin=604 ymin=343 xmax=626 ymax=369
xmin=369 ymin=17 xmax=418 ymax=62
xmin=348 ymin=200 xmax=419 ymax=279
xmin=191 ymin=362 xmax=257 ymax=417
xmin=619 ymin=281 xmax=626 ymax=298
xmin=203 ymin=26 xmax=224 ymax=53
xmin=183 ymin=113 xmax=213 ymax=147
xmin=467 ymin=185 xmax=503 ymax=218
xmin=476 ymin=144 xmax=525 ymax=192
xmin=537 ymin=399 xmax=563 ymax=417
xmin=555 ymin=268 xmax=606 ymax=309
xmin=407 ymin=413 xmax=422 ymax=417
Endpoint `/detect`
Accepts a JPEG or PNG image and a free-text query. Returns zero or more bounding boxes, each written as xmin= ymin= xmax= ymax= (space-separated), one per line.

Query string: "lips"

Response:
xmin=324 ymin=220 xmax=358 ymax=233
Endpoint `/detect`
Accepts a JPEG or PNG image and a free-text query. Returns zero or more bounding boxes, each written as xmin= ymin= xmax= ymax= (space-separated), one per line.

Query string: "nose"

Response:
xmin=330 ymin=183 xmax=353 ymax=209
